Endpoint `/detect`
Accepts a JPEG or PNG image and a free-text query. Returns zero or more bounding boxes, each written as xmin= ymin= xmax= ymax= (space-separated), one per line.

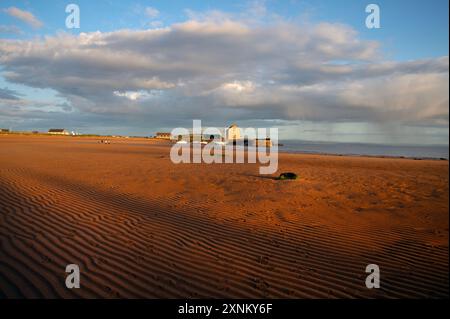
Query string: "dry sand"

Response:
xmin=0 ymin=135 xmax=448 ymax=298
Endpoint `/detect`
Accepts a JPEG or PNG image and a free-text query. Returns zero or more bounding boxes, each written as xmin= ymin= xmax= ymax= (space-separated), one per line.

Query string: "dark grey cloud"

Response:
xmin=0 ymin=87 xmax=22 ymax=100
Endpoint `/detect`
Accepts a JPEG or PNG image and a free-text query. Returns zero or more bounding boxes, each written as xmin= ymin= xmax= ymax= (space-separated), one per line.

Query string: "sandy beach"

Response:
xmin=0 ymin=135 xmax=448 ymax=298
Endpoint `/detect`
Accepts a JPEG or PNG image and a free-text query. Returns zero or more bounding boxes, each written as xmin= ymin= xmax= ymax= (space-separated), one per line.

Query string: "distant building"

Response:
xmin=205 ymin=134 xmax=222 ymax=142
xmin=0 ymin=128 xmax=10 ymax=133
xmin=254 ymin=138 xmax=273 ymax=147
xmin=226 ymin=123 xmax=241 ymax=141
xmin=48 ymin=129 xmax=70 ymax=135
xmin=155 ymin=132 xmax=172 ymax=139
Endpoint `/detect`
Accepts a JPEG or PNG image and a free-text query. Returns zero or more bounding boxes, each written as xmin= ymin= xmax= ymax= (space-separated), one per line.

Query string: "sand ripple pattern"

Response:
xmin=0 ymin=167 xmax=448 ymax=298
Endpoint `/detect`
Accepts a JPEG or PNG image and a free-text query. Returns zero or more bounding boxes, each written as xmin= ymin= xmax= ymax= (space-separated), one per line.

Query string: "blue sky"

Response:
xmin=0 ymin=1 xmax=448 ymax=144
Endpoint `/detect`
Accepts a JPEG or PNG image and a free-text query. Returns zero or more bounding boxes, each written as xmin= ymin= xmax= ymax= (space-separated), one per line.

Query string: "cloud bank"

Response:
xmin=0 ymin=14 xmax=448 ymax=139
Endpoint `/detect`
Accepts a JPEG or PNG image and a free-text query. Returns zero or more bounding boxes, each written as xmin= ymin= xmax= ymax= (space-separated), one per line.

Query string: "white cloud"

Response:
xmin=221 ymin=81 xmax=255 ymax=93
xmin=145 ymin=7 xmax=160 ymax=19
xmin=4 ymin=7 xmax=43 ymax=29
xmin=0 ymin=24 xmax=23 ymax=34
xmin=149 ymin=21 xmax=164 ymax=28
xmin=113 ymin=90 xmax=160 ymax=101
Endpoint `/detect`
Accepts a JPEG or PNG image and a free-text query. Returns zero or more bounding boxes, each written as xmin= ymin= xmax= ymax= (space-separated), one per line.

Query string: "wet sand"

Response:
xmin=0 ymin=135 xmax=448 ymax=298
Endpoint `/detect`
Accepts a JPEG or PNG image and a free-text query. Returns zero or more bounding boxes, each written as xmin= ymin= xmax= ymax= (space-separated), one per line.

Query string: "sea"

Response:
xmin=279 ymin=140 xmax=449 ymax=160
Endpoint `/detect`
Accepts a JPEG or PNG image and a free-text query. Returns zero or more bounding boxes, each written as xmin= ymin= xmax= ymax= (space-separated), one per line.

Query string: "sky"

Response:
xmin=0 ymin=0 xmax=448 ymax=144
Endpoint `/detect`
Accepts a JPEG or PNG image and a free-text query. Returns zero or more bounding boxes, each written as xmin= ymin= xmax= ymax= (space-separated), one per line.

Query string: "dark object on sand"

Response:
xmin=277 ymin=172 xmax=298 ymax=180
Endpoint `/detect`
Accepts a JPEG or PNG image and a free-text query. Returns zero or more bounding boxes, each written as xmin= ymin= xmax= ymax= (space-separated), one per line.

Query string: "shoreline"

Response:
xmin=278 ymin=149 xmax=449 ymax=161
xmin=1 ymin=133 xmax=448 ymax=161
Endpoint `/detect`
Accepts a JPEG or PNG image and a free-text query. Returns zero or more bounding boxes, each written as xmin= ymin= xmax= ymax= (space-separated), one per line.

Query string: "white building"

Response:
xmin=226 ymin=123 xmax=241 ymax=141
xmin=48 ymin=129 xmax=70 ymax=135
xmin=155 ymin=132 xmax=172 ymax=139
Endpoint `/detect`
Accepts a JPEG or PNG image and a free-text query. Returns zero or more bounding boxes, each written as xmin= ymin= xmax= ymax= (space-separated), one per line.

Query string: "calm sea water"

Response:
xmin=279 ymin=140 xmax=449 ymax=159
